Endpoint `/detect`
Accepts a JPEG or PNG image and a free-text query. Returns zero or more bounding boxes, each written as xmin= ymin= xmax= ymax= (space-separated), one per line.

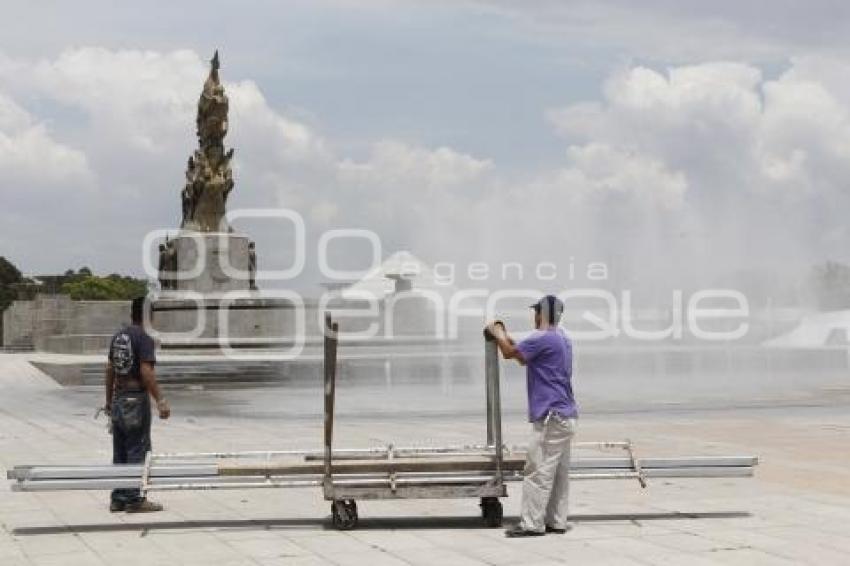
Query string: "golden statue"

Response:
xmin=181 ymin=51 xmax=235 ymax=232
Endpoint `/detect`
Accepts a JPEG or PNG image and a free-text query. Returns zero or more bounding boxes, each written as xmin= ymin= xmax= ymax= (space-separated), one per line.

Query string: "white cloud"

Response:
xmin=0 ymin=48 xmax=330 ymax=273
xmin=563 ymin=143 xmax=687 ymax=209
xmin=326 ymin=140 xmax=494 ymax=257
xmin=3 ymin=44 xmax=850 ymax=297
xmin=540 ymin=58 xmax=850 ymax=286
xmin=229 ymin=80 xmax=329 ymax=164
xmin=758 ymin=60 xmax=850 ymax=195
xmin=550 ymin=62 xmax=763 ymax=172
xmin=0 ymin=47 xmax=497 ymax=280
xmin=469 ymin=1 xmax=850 ymax=62
xmin=338 ymin=140 xmax=492 ymax=201
xmin=0 ymin=48 xmax=201 ymax=156
xmin=0 ymin=92 xmax=92 ymax=189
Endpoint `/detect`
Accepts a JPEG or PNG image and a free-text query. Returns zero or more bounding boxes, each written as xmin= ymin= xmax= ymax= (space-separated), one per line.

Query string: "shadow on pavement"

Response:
xmin=12 ymin=511 xmax=751 ymax=535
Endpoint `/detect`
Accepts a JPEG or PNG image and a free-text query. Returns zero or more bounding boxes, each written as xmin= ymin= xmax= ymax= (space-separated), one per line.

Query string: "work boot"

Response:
xmin=504 ymin=525 xmax=544 ymax=538
xmin=545 ymin=524 xmax=572 ymax=534
xmin=109 ymin=501 xmax=126 ymax=513
xmin=125 ymin=499 xmax=163 ymax=513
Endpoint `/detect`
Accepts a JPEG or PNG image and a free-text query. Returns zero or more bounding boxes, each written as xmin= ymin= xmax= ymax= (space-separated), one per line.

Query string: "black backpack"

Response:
xmin=110 ymin=330 xmax=136 ymax=377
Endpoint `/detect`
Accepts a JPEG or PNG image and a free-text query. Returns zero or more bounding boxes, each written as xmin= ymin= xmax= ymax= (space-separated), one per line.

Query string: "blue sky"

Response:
xmin=1 ymin=1 xmax=849 ymax=294
xmin=2 ymin=1 xmax=609 ymax=167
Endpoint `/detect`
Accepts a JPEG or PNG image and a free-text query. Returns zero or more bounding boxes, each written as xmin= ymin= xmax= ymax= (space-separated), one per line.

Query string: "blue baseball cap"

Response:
xmin=530 ymin=295 xmax=564 ymax=323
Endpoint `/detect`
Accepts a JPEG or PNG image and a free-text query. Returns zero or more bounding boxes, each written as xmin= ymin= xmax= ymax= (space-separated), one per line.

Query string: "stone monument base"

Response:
xmin=166 ymin=232 xmax=252 ymax=293
xmin=150 ymin=294 xmax=320 ymax=350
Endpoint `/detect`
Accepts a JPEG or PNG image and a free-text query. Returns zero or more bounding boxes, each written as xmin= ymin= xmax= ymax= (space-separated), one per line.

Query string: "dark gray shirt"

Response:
xmin=108 ymin=325 xmax=156 ymax=380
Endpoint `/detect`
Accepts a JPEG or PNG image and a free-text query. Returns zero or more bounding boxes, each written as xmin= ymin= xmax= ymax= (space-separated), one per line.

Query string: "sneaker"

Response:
xmin=109 ymin=501 xmax=126 ymax=513
xmin=125 ymin=500 xmax=163 ymax=513
xmin=505 ymin=525 xmax=545 ymax=538
xmin=545 ymin=524 xmax=572 ymax=534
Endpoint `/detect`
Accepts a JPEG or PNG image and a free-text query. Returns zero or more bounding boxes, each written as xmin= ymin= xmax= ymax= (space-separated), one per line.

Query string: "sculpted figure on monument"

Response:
xmin=158 ymin=240 xmax=178 ymax=290
xmin=248 ymin=241 xmax=257 ymax=290
xmin=180 ymin=156 xmax=196 ymax=226
xmin=157 ymin=243 xmax=168 ymax=290
xmin=180 ymin=51 xmax=235 ymax=232
xmin=165 ymin=240 xmax=178 ymax=289
xmin=197 ymin=51 xmax=228 ymax=146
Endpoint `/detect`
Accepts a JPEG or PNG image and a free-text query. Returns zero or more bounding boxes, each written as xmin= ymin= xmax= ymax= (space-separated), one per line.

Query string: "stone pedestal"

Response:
xmin=149 ymin=295 xmax=321 ymax=350
xmin=168 ymin=232 xmax=251 ymax=293
xmin=154 ymin=231 xmax=274 ymax=349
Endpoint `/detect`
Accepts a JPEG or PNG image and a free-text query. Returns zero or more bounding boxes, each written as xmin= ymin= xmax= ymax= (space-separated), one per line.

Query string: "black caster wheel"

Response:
xmin=331 ymin=499 xmax=358 ymax=530
xmin=480 ymin=497 xmax=503 ymax=528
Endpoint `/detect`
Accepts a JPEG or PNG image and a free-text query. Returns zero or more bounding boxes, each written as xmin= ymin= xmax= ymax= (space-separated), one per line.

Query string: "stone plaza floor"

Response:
xmin=2 ymin=352 xmax=850 ymax=565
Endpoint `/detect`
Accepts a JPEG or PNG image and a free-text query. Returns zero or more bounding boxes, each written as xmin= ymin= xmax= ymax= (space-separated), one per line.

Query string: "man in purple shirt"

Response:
xmin=487 ymin=295 xmax=577 ymax=538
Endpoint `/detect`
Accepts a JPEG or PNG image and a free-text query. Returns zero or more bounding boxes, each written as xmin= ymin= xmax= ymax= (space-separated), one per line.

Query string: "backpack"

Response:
xmin=110 ymin=331 xmax=136 ymax=377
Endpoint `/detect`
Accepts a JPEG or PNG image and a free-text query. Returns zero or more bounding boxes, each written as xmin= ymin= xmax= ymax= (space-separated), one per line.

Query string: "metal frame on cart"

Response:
xmin=321 ymin=314 xmax=507 ymax=529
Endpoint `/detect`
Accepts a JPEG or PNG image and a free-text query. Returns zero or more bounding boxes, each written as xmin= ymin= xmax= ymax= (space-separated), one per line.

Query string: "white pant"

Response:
xmin=519 ymin=413 xmax=576 ymax=532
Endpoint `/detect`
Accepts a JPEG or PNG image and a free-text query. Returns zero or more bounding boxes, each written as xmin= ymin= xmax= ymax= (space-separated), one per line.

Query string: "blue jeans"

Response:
xmin=110 ymin=390 xmax=152 ymax=505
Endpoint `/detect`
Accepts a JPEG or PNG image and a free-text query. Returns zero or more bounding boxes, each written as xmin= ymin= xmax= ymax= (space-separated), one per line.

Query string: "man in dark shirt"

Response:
xmin=487 ymin=295 xmax=577 ymax=537
xmin=105 ymin=295 xmax=170 ymax=512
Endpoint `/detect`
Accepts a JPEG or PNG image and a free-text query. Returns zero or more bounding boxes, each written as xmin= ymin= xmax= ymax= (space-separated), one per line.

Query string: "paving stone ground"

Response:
xmin=1 ymin=352 xmax=850 ymax=565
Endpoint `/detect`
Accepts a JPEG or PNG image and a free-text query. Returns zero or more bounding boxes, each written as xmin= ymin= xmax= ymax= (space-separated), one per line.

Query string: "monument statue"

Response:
xmin=146 ymin=51 xmax=284 ymax=351
xmin=181 ymin=51 xmax=236 ymax=232
xmin=160 ymin=50 xmax=257 ymax=294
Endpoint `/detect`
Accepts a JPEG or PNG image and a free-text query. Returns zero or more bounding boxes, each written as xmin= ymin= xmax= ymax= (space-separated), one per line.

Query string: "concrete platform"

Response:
xmin=1 ymin=352 xmax=850 ymax=565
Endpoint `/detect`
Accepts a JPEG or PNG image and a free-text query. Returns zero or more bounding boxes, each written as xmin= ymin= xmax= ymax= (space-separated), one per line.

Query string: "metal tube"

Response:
xmin=392 ymin=445 xmax=491 ymax=454
xmin=148 ymin=479 xmax=323 ymax=491
xmin=484 ymin=327 xmax=498 ymax=447
xmin=149 ymin=442 xmax=644 ymax=463
xmin=11 ymin=464 xmax=217 ymax=480
xmin=323 ymin=313 xmax=338 ymax=499
xmin=153 ymin=449 xmax=333 ymax=459
xmin=573 ymin=441 xmax=632 ymax=449
xmin=9 ymin=456 xmax=757 ymax=483
xmin=8 ymin=456 xmax=758 ymax=486
xmin=11 ymin=464 xmax=754 ymax=492
xmin=489 ymin=334 xmax=504 ymax=487
xmin=150 ymin=442 xmax=634 ymax=462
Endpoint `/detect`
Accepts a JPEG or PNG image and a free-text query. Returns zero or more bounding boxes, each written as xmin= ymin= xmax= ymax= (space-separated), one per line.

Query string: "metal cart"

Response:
xmin=320 ymin=314 xmax=507 ymax=529
xmin=7 ymin=314 xmax=759 ymax=531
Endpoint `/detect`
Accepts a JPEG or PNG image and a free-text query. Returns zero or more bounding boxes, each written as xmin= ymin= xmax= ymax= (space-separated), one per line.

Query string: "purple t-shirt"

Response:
xmin=516 ymin=328 xmax=577 ymax=422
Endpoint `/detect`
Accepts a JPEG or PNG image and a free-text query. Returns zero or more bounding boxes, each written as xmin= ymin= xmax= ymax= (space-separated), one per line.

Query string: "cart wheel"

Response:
xmin=344 ymin=499 xmax=358 ymax=524
xmin=480 ymin=497 xmax=503 ymax=528
xmin=331 ymin=499 xmax=358 ymax=530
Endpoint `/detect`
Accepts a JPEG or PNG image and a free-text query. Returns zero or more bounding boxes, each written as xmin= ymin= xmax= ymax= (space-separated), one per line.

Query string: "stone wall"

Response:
xmin=2 ymin=295 xmax=129 ymax=353
xmin=2 ymin=300 xmax=35 ymax=347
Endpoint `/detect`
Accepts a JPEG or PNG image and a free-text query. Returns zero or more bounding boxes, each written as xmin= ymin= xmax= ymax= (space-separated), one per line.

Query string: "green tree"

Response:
xmin=0 ymin=256 xmax=23 ymax=312
xmin=0 ymin=257 xmax=23 ymax=344
xmin=61 ymin=274 xmax=146 ymax=300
